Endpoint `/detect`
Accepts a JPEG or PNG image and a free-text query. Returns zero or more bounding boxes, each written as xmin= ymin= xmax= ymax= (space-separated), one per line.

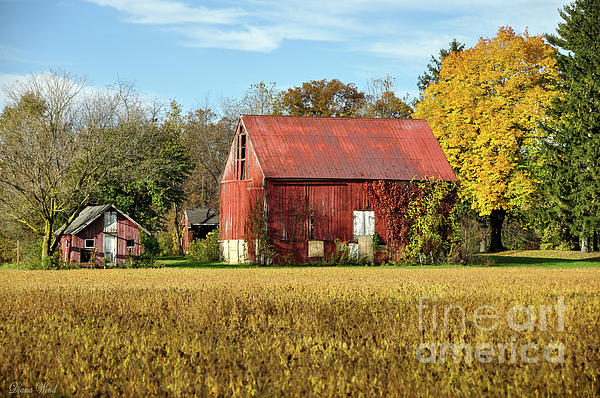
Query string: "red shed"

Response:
xmin=220 ymin=115 xmax=457 ymax=263
xmin=59 ymin=204 xmax=150 ymax=266
xmin=181 ymin=208 xmax=219 ymax=253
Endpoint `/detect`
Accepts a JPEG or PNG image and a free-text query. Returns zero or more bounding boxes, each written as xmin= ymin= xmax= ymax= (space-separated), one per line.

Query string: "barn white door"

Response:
xmin=103 ymin=235 xmax=117 ymax=263
xmin=353 ymin=210 xmax=375 ymax=241
xmin=103 ymin=210 xmax=117 ymax=263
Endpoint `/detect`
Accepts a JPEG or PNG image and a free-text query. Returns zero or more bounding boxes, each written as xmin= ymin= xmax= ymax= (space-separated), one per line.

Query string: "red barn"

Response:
xmin=220 ymin=115 xmax=457 ymax=263
xmin=59 ymin=204 xmax=150 ymax=266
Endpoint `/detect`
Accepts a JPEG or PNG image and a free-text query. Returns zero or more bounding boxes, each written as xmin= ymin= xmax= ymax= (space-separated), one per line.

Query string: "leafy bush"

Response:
xmin=140 ymin=234 xmax=160 ymax=257
xmin=188 ymin=228 xmax=220 ymax=263
xmin=156 ymin=231 xmax=175 ymax=256
xmin=132 ymin=234 xmax=160 ymax=268
xmin=120 ymin=254 xmax=162 ymax=269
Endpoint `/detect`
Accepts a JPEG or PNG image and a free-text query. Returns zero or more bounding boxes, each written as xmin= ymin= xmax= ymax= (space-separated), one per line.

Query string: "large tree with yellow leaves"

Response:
xmin=415 ymin=27 xmax=561 ymax=252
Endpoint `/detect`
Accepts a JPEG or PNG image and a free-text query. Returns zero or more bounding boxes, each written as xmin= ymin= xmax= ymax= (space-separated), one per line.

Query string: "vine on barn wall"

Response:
xmin=244 ymin=197 xmax=273 ymax=265
xmin=365 ymin=180 xmax=458 ymax=264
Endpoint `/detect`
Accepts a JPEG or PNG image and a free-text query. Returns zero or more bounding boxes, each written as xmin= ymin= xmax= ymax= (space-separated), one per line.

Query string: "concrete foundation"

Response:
xmin=220 ymin=239 xmax=248 ymax=264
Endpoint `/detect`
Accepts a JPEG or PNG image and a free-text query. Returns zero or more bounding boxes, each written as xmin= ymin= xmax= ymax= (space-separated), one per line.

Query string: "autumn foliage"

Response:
xmin=366 ymin=180 xmax=457 ymax=263
xmin=415 ymin=27 xmax=561 ymax=217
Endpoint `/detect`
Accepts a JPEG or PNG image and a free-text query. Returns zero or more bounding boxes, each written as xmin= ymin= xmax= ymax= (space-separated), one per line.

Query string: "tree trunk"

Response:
xmin=173 ymin=204 xmax=183 ymax=255
xmin=581 ymin=222 xmax=590 ymax=253
xmin=488 ymin=209 xmax=506 ymax=253
xmin=41 ymin=219 xmax=52 ymax=267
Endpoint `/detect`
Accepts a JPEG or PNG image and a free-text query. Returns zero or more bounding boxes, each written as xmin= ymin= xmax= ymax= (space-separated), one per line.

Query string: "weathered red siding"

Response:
xmin=220 ymin=121 xmax=265 ymax=241
xmin=60 ymin=211 xmax=143 ymax=266
xmin=265 ymin=180 xmax=386 ymax=262
xmin=116 ymin=214 xmax=142 ymax=263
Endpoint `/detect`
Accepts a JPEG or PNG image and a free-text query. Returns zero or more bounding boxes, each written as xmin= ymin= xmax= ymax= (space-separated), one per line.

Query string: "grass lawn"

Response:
xmin=156 ymin=250 xmax=600 ymax=269
xmin=484 ymin=250 xmax=600 ymax=268
xmin=155 ymin=257 xmax=249 ymax=268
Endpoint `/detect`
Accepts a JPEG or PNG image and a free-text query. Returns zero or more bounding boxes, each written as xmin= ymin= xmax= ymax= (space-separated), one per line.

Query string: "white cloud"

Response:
xmin=369 ymin=37 xmax=450 ymax=59
xmin=177 ymin=26 xmax=282 ymax=52
xmin=0 ymin=73 xmax=34 ymax=109
xmin=82 ymin=0 xmax=566 ymax=55
xmin=84 ymin=0 xmax=245 ymax=24
xmin=0 ymin=72 xmax=165 ymax=112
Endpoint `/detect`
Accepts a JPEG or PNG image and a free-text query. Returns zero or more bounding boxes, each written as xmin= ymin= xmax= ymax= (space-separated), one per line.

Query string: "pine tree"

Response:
xmin=417 ymin=39 xmax=465 ymax=94
xmin=542 ymin=0 xmax=600 ymax=252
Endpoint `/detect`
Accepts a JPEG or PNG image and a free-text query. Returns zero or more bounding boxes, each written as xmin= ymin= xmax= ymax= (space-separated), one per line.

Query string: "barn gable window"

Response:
xmin=237 ymin=126 xmax=247 ymax=180
xmin=84 ymin=239 xmax=95 ymax=248
xmin=126 ymin=239 xmax=135 ymax=248
xmin=104 ymin=211 xmax=117 ymax=233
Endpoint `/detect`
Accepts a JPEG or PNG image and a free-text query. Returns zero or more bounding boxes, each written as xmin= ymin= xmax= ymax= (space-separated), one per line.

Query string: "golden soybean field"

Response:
xmin=1 ymin=267 xmax=599 ymax=396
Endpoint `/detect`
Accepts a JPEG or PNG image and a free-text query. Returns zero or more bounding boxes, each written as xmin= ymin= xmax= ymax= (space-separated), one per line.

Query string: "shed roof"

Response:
xmin=184 ymin=208 xmax=219 ymax=227
xmin=62 ymin=204 xmax=150 ymax=235
xmin=240 ymin=115 xmax=456 ymax=181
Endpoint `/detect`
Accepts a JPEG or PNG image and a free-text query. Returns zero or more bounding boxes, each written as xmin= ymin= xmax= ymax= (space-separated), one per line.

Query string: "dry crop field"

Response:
xmin=1 ymin=267 xmax=599 ymax=396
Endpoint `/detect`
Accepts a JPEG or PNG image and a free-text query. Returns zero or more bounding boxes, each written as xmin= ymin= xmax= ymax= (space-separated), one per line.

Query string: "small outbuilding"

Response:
xmin=220 ymin=115 xmax=457 ymax=264
xmin=59 ymin=204 xmax=149 ymax=266
xmin=181 ymin=208 xmax=219 ymax=252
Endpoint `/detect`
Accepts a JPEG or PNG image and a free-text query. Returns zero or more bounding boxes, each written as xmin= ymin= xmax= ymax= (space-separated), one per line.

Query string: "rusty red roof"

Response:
xmin=240 ymin=115 xmax=457 ymax=181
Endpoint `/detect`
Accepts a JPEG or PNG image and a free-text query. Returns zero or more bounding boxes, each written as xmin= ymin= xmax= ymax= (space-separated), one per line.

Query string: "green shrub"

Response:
xmin=188 ymin=228 xmax=220 ymax=263
xmin=140 ymin=234 xmax=160 ymax=257
xmin=156 ymin=231 xmax=175 ymax=256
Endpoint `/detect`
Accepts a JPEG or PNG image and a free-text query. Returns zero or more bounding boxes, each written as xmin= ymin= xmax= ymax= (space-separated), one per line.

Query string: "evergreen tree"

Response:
xmin=417 ymin=39 xmax=465 ymax=94
xmin=542 ymin=0 xmax=600 ymax=251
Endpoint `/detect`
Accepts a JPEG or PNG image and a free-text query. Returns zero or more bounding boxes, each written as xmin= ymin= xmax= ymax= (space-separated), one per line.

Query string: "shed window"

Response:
xmin=104 ymin=211 xmax=117 ymax=233
xmin=126 ymin=239 xmax=135 ymax=248
xmin=84 ymin=239 xmax=95 ymax=248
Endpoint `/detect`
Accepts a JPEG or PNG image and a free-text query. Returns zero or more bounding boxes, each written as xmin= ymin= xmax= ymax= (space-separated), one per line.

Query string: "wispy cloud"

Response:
xmin=0 ymin=44 xmax=44 ymax=65
xmin=82 ymin=0 xmax=565 ymax=55
xmin=85 ymin=0 xmax=245 ymax=24
xmin=177 ymin=26 xmax=281 ymax=52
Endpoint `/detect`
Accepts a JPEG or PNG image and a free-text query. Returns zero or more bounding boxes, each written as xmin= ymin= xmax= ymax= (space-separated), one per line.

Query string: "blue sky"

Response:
xmin=1 ymin=0 xmax=567 ymax=111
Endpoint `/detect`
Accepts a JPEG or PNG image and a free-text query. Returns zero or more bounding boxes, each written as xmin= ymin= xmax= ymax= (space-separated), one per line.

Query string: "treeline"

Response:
xmin=0 ymin=0 xmax=598 ymax=266
xmin=0 ymin=73 xmax=416 ymax=266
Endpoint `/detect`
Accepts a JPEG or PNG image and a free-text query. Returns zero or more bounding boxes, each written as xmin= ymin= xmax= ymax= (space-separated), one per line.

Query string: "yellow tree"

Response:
xmin=415 ymin=27 xmax=560 ymax=252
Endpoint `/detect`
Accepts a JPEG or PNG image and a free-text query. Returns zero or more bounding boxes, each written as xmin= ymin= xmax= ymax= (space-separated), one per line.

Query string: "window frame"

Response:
xmin=236 ymin=126 xmax=247 ymax=180
xmin=84 ymin=239 xmax=95 ymax=249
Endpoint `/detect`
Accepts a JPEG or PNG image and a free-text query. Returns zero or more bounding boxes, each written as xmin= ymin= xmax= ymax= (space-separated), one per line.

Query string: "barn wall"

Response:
xmin=220 ymin=122 xmax=265 ymax=242
xmin=116 ymin=213 xmax=142 ymax=263
xmin=265 ymin=180 xmax=386 ymax=263
xmin=61 ymin=211 xmax=143 ymax=266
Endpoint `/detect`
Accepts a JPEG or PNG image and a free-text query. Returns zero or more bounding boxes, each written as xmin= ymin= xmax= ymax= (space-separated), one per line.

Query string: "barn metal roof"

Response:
xmin=240 ymin=115 xmax=457 ymax=181
xmin=61 ymin=204 xmax=150 ymax=235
